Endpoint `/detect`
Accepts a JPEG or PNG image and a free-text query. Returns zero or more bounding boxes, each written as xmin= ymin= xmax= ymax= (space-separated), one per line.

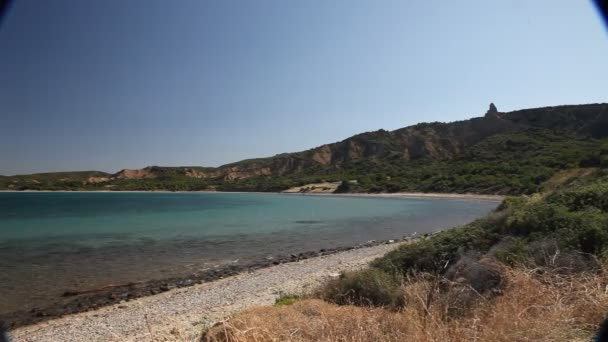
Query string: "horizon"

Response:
xmin=2 ymin=100 xmax=607 ymax=177
xmin=2 ymin=1 xmax=608 ymax=175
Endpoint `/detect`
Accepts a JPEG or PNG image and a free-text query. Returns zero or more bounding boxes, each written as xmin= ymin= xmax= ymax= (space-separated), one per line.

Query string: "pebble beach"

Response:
xmin=10 ymin=242 xmax=402 ymax=342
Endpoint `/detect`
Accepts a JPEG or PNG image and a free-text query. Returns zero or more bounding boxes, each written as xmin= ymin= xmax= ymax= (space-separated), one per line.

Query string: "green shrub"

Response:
xmin=315 ymin=173 xmax=608 ymax=310
xmin=547 ymin=180 xmax=608 ymax=211
xmin=318 ymin=268 xmax=404 ymax=308
xmin=373 ymin=219 xmax=502 ymax=275
xmin=274 ymin=295 xmax=301 ymax=307
xmin=334 ymin=180 xmax=351 ymax=193
xmin=489 ymin=237 xmax=528 ymax=266
xmin=504 ymin=201 xmax=608 ymax=255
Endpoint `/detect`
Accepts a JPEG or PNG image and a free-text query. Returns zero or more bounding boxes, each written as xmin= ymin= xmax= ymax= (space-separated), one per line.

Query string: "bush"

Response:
xmin=441 ymin=255 xmax=506 ymax=316
xmin=373 ymin=218 xmax=502 ymax=276
xmin=334 ymin=180 xmax=351 ymax=193
xmin=316 ymin=172 xmax=608 ymax=313
xmin=504 ymin=201 xmax=608 ymax=255
xmin=548 ymin=180 xmax=608 ymax=211
xmin=525 ymin=238 xmax=600 ymax=273
xmin=487 ymin=237 xmax=528 ymax=266
xmin=274 ymin=294 xmax=301 ymax=307
xmin=318 ymin=268 xmax=404 ymax=308
xmin=444 ymin=255 xmax=505 ymax=295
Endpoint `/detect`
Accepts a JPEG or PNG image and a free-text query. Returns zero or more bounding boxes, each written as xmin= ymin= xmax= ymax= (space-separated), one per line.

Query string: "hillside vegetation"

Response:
xmin=202 ymin=169 xmax=608 ymax=341
xmin=3 ymin=103 xmax=608 ymax=194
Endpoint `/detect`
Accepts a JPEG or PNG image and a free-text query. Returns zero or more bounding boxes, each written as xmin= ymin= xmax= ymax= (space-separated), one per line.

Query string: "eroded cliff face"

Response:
xmin=67 ymin=103 xmax=608 ymax=184
xmin=113 ymin=169 xmax=158 ymax=179
xmin=100 ymin=166 xmax=222 ymax=182
xmin=86 ymin=176 xmax=111 ymax=183
xmin=222 ymin=165 xmax=273 ymax=180
xmin=210 ymin=103 xmax=607 ymax=179
xmin=311 ymin=145 xmax=332 ymax=165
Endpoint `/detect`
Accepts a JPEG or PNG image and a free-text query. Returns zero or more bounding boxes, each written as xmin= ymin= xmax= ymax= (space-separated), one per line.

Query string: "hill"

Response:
xmin=3 ymin=103 xmax=608 ymax=193
xmin=202 ymin=167 xmax=608 ymax=341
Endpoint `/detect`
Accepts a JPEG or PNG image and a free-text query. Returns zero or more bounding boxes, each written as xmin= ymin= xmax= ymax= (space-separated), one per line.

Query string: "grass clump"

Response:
xmin=318 ymin=268 xmax=404 ymax=308
xmin=274 ymin=295 xmax=301 ymax=307
xmin=203 ymin=267 xmax=608 ymax=341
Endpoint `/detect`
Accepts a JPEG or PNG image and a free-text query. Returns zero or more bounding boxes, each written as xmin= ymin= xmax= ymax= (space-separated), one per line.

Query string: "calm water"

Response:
xmin=0 ymin=192 xmax=498 ymax=313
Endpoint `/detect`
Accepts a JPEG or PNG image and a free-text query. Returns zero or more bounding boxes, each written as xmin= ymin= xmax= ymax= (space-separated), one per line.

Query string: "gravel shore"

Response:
xmin=9 ymin=243 xmax=402 ymax=342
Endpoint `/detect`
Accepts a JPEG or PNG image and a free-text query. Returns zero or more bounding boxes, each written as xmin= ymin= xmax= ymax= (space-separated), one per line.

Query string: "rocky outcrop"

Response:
xmin=485 ymin=103 xmax=499 ymax=117
xmin=311 ymin=145 xmax=332 ymax=165
xmin=222 ymin=165 xmax=272 ymax=180
xmin=113 ymin=168 xmax=158 ymax=179
xmin=86 ymin=176 xmax=110 ymax=184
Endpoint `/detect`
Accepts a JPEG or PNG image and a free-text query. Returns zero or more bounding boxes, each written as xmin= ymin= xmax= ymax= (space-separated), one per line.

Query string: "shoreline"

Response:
xmin=0 ymin=189 xmax=505 ymax=201
xmin=9 ymin=242 xmax=406 ymax=342
xmin=283 ymin=191 xmax=504 ymax=202
xmin=2 ymin=236 xmax=423 ymax=331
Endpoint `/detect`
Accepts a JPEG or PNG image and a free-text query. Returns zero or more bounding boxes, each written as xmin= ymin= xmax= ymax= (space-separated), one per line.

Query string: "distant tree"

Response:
xmin=334 ymin=180 xmax=351 ymax=193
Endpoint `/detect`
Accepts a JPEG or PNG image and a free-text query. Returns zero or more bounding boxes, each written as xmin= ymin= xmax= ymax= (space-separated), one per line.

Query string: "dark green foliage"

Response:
xmin=334 ymin=180 xmax=351 ymax=193
xmin=377 ymin=174 xmax=608 ymax=277
xmin=372 ymin=216 xmax=503 ymax=275
xmin=0 ymin=171 xmax=111 ymax=191
xmin=318 ymin=268 xmax=404 ymax=308
xmin=547 ymin=180 xmax=608 ymax=211
xmin=320 ymin=173 xmax=608 ymax=307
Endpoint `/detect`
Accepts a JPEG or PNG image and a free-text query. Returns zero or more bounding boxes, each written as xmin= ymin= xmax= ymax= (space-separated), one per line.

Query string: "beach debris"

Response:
xmin=159 ymin=284 xmax=176 ymax=292
xmin=61 ymin=282 xmax=143 ymax=297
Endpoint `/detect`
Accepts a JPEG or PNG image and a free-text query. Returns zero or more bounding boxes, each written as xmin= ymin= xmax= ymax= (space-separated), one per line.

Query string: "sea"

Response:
xmin=0 ymin=192 xmax=498 ymax=315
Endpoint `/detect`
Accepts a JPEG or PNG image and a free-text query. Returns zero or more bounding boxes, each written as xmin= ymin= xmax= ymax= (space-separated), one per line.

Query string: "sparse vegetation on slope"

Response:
xmin=203 ymin=268 xmax=607 ymax=341
xmin=202 ymin=169 xmax=608 ymax=341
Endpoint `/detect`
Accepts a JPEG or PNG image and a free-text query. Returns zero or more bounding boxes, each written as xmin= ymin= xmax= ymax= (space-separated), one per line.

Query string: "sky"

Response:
xmin=1 ymin=1 xmax=607 ymax=175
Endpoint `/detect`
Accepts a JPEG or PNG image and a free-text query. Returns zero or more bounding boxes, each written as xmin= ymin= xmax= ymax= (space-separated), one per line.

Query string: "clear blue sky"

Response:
xmin=1 ymin=1 xmax=607 ymax=175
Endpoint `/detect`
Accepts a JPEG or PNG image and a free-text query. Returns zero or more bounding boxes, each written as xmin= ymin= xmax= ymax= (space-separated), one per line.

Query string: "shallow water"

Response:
xmin=0 ymin=192 xmax=498 ymax=314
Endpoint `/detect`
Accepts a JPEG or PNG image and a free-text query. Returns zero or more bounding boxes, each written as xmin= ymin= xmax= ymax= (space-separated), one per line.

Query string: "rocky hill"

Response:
xmin=197 ymin=102 xmax=608 ymax=180
xmin=3 ymin=103 xmax=608 ymax=193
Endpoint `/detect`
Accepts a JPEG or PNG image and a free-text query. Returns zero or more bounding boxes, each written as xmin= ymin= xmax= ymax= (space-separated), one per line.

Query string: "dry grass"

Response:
xmin=202 ymin=266 xmax=608 ymax=342
xmin=540 ymin=168 xmax=598 ymax=193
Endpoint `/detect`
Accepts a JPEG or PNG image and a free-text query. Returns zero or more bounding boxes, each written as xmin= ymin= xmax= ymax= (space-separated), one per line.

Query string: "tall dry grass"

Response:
xmin=202 ymin=266 xmax=608 ymax=342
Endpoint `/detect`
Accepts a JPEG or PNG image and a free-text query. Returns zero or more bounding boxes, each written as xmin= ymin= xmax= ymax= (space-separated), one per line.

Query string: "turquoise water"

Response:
xmin=0 ymin=192 xmax=497 ymax=314
xmin=0 ymin=192 xmax=475 ymax=243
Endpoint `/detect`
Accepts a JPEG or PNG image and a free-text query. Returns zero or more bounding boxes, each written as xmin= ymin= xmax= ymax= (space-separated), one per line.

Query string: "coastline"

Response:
xmin=0 ymin=190 xmax=499 ymax=333
xmin=9 ymin=242 xmax=405 ymax=342
xmin=0 ymin=189 xmax=505 ymax=202
xmin=283 ymin=191 xmax=504 ymax=202
xmin=2 ymin=236 xmax=421 ymax=331
xmin=0 ymin=190 xmax=500 ymax=341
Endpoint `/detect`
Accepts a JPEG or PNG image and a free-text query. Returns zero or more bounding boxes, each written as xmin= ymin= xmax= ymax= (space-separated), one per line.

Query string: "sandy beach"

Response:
xmin=1 ymin=189 xmax=505 ymax=202
xmin=287 ymin=191 xmax=504 ymax=202
xmin=9 ymin=242 xmax=403 ymax=342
